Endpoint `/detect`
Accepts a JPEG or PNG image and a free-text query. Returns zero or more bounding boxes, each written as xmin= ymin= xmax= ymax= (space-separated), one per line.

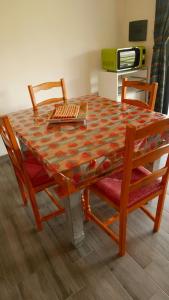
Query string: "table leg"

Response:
xmin=63 ymin=190 xmax=85 ymax=247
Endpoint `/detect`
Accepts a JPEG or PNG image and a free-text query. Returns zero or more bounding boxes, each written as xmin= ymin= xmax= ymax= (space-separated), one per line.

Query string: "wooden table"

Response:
xmin=9 ymin=95 xmax=166 ymax=246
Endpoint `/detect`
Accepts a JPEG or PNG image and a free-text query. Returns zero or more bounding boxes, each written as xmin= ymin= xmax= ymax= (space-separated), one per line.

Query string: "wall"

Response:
xmin=0 ymin=0 xmax=119 ymax=155
xmin=117 ymin=0 xmax=155 ymax=70
xmin=0 ymin=0 xmax=156 ymax=156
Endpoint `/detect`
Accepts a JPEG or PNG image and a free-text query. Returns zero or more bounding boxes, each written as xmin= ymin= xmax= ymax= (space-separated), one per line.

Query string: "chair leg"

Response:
xmin=28 ymin=189 xmax=42 ymax=231
xmin=81 ymin=192 xmax=85 ymax=213
xmin=119 ymin=211 xmax=127 ymax=256
xmin=82 ymin=189 xmax=91 ymax=221
xmin=16 ymin=178 xmax=28 ymax=206
xmin=153 ymin=193 xmax=166 ymax=232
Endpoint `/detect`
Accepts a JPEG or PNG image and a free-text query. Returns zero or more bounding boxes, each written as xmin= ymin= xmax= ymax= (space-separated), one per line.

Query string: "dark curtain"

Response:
xmin=150 ymin=0 xmax=169 ymax=113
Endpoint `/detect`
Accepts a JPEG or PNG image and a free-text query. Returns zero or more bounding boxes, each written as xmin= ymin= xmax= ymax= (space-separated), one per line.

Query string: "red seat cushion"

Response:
xmin=54 ymin=185 xmax=69 ymax=198
xmin=93 ymin=166 xmax=162 ymax=208
xmin=23 ymin=151 xmax=55 ymax=188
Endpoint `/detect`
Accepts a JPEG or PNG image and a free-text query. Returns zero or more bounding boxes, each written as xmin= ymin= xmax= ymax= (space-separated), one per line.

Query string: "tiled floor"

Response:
xmin=0 ymin=158 xmax=169 ymax=300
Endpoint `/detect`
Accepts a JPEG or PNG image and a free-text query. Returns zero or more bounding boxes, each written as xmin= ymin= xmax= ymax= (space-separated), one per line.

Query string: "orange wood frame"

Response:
xmin=121 ymin=78 xmax=158 ymax=111
xmin=83 ymin=118 xmax=169 ymax=256
xmin=1 ymin=115 xmax=65 ymax=231
xmin=28 ymin=78 xmax=67 ymax=111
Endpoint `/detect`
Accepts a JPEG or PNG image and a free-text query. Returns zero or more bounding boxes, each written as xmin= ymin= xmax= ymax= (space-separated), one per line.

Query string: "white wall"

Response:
xmin=0 ymin=0 xmax=155 ymax=156
xmin=0 ymin=0 xmax=119 ymax=155
xmin=117 ymin=0 xmax=155 ymax=70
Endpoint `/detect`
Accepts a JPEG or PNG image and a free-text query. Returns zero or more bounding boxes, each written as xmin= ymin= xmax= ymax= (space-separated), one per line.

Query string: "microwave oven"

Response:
xmin=101 ymin=46 xmax=146 ymax=72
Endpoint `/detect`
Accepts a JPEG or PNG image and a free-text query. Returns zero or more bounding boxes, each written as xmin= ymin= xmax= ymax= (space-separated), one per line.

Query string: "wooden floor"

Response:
xmin=1 ymin=158 xmax=169 ymax=300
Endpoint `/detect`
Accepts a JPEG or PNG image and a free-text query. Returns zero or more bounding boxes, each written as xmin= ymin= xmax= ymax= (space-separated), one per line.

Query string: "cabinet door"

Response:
xmin=98 ymin=71 xmax=118 ymax=100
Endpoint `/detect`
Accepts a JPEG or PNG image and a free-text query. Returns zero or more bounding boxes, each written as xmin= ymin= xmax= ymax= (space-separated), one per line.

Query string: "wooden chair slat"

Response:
xmin=133 ymin=144 xmax=169 ymax=168
xmin=121 ymin=78 xmax=158 ymax=111
xmin=122 ymin=99 xmax=150 ymax=109
xmin=36 ymin=97 xmax=64 ymax=106
xmin=33 ymin=81 xmax=62 ymax=92
xmin=129 ymin=167 xmax=167 ymax=192
xmin=28 ymin=78 xmax=67 ymax=111
xmin=123 ymin=80 xmax=154 ymax=91
xmin=135 ymin=118 xmax=169 ymax=140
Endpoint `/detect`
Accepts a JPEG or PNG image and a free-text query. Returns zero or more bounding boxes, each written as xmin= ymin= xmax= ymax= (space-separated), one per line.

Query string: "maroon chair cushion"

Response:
xmin=23 ymin=151 xmax=54 ymax=188
xmin=93 ymin=166 xmax=161 ymax=208
xmin=54 ymin=185 xmax=68 ymax=198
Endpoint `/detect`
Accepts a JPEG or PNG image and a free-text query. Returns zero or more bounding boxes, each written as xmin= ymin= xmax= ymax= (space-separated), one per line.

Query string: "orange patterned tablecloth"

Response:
xmin=9 ymin=95 xmax=167 ymax=190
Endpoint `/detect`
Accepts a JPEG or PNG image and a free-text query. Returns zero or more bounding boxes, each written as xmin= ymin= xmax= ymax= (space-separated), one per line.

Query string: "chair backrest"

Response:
xmin=120 ymin=118 xmax=169 ymax=210
xmin=28 ymin=78 xmax=67 ymax=111
xmin=0 ymin=115 xmax=23 ymax=177
xmin=121 ymin=78 xmax=158 ymax=110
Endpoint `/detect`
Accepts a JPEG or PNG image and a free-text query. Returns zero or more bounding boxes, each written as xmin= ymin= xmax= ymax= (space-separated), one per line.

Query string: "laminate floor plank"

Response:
xmin=0 ymin=278 xmax=22 ymax=300
xmin=0 ymin=161 xmax=22 ymax=222
xmin=127 ymin=210 xmax=169 ymax=263
xmin=82 ymin=227 xmax=160 ymax=300
xmin=149 ymin=290 xmax=169 ymax=300
xmin=75 ymin=252 xmax=133 ymax=300
xmin=1 ymin=158 xmax=169 ymax=300
xmin=108 ymin=254 xmax=159 ymax=300
xmin=145 ymin=255 xmax=169 ymax=295
xmin=18 ymin=272 xmax=50 ymax=300
xmin=68 ymin=287 xmax=98 ymax=300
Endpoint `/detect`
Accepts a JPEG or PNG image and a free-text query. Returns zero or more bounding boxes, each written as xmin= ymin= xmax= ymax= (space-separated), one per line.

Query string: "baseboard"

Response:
xmin=0 ymin=154 xmax=9 ymax=163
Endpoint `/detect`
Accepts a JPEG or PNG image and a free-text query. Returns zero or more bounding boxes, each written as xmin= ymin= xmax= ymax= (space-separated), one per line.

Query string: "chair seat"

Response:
xmin=93 ymin=166 xmax=162 ymax=208
xmin=23 ymin=151 xmax=55 ymax=188
xmin=54 ymin=184 xmax=69 ymax=198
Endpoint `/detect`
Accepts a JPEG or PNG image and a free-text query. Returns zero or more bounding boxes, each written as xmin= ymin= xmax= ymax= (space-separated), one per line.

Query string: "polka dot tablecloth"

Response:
xmin=9 ymin=95 xmax=167 ymax=190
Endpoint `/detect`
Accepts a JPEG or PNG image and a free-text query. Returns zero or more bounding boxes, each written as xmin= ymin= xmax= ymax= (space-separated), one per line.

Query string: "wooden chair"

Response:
xmin=83 ymin=118 xmax=169 ymax=256
xmin=1 ymin=115 xmax=65 ymax=230
xmin=121 ymin=78 xmax=158 ymax=110
xmin=28 ymin=78 xmax=67 ymax=111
